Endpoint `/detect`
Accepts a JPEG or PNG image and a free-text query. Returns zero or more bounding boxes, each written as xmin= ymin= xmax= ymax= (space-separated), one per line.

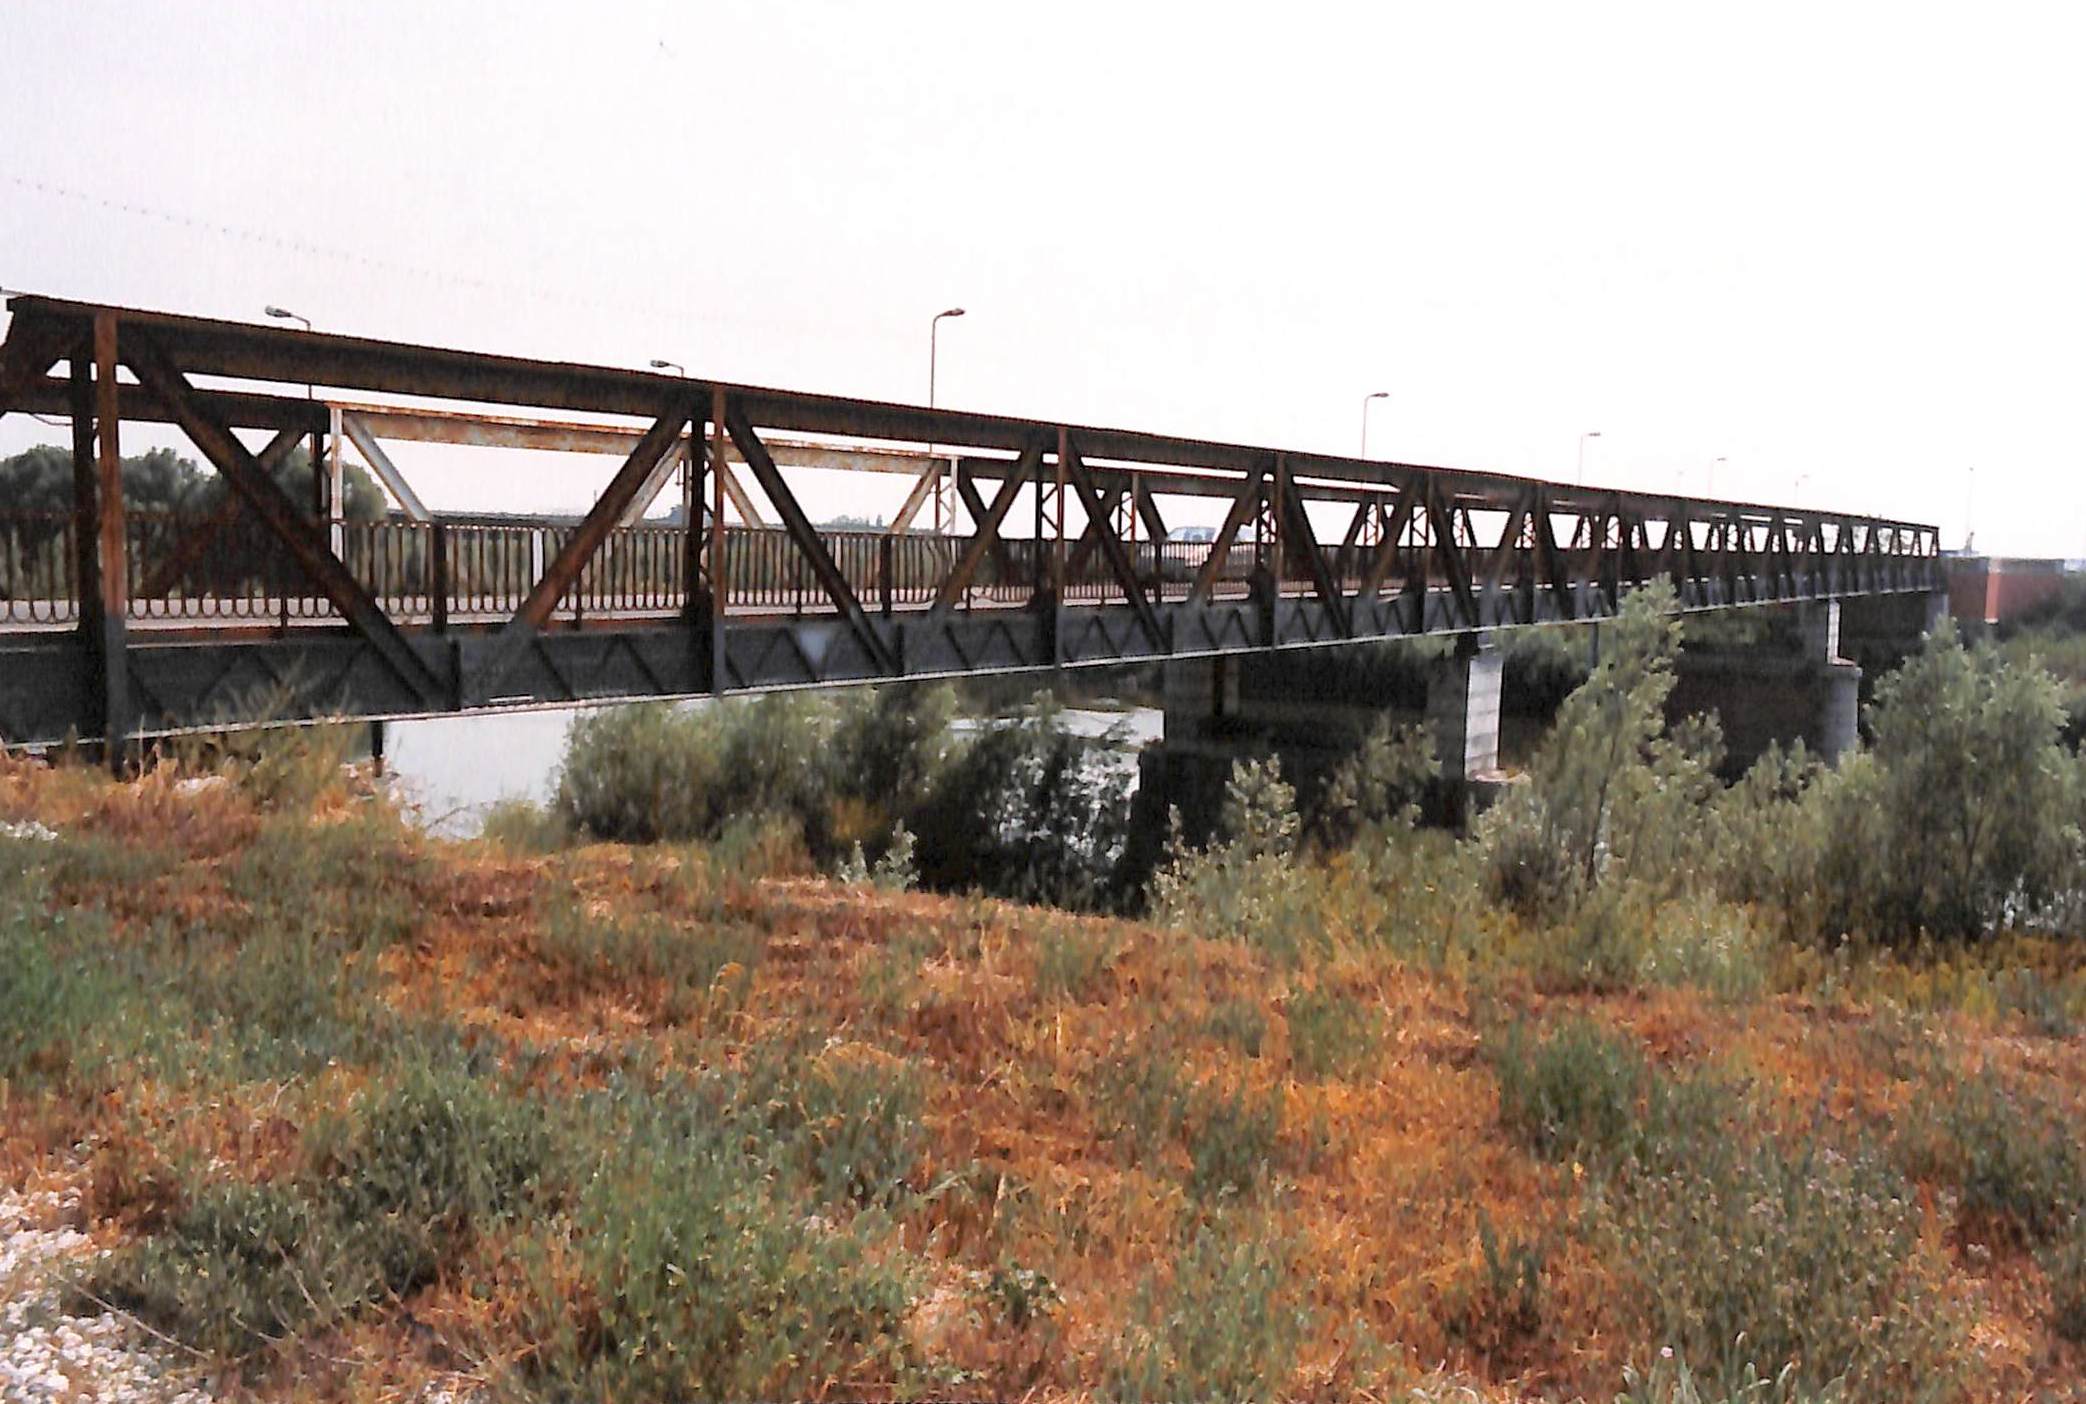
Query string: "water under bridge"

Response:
xmin=0 ymin=295 xmax=1941 ymax=760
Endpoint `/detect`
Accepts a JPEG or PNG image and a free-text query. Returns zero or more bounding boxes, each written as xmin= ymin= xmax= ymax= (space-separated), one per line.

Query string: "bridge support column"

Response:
xmin=1142 ymin=636 xmax=1508 ymax=841
xmin=1427 ymin=632 xmax=1503 ymax=793
xmin=1669 ymin=600 xmax=1861 ymax=775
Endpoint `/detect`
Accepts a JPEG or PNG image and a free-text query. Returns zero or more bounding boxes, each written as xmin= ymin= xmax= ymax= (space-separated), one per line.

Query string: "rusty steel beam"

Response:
xmin=0 ymin=295 xmax=1938 ymax=537
xmin=121 ymin=329 xmax=445 ymax=706
xmin=0 ymin=318 xmax=72 ymax=415
xmin=1274 ymin=454 xmax=1351 ymax=636
xmin=496 ymin=401 xmax=693 ymax=642
xmin=1061 ymin=437 xmax=1162 ymax=648
xmin=930 ymin=443 xmax=1039 ymax=614
xmin=338 ymin=411 xmax=433 ymax=520
xmin=887 ymin=461 xmax=945 ymax=534
xmin=724 ymin=400 xmax=898 ymax=675
xmin=1188 ymin=460 xmax=1266 ymax=606
xmin=1358 ymin=481 xmax=1422 ymax=600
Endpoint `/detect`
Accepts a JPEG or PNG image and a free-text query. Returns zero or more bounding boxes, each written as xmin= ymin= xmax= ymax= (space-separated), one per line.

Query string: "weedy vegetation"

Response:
xmin=2 ymin=582 xmax=2084 ymax=1400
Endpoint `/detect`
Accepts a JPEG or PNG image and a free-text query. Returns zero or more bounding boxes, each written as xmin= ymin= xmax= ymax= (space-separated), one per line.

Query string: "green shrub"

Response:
xmin=1821 ymin=632 xmax=2075 ymax=941
xmin=94 ymin=1065 xmax=550 ymax=1357
xmin=553 ymin=688 xmax=952 ymax=864
xmin=1033 ymin=923 xmax=1119 ymax=1002
xmin=1286 ymin=987 xmax=1372 ymax=1079
xmin=0 ymin=889 xmax=106 ymax=1083
xmin=1098 ymin=1044 xmax=1191 ymax=1164
xmin=835 ymin=822 xmax=918 ymax=892
xmin=1489 ymin=1017 xmax=1648 ymax=1162
xmin=1106 ymin=1218 xmax=1307 ymax=1401
xmin=1186 ymin=1082 xmax=1283 ymax=1199
xmin=911 ymin=708 xmax=1132 ymax=911
xmin=794 ymin=1054 xmax=925 ymax=1207
xmin=1147 ymin=817 xmax=1327 ymax=965
xmin=1613 ymin=1131 xmax=1960 ymax=1398
xmin=1313 ymin=715 xmax=1438 ymax=848
xmin=319 ymin=1064 xmax=549 ymax=1287
xmin=1216 ymin=755 xmax=1299 ymax=860
xmin=986 ymin=1262 xmax=1061 ymax=1330
xmin=478 ymin=796 xmax=569 ymax=853
xmin=1444 ymin=1210 xmax=1546 ymax=1352
xmin=2043 ymin=1215 xmax=2086 ymax=1345
xmin=91 ymin=1180 xmax=370 ymax=1357
xmin=1478 ymin=584 xmax=1722 ymax=918
xmin=1204 ymin=999 xmax=1269 ymax=1057
xmin=543 ymin=1114 xmax=916 ymax=1399
xmin=1632 ymin=894 xmax=1772 ymax=1002
xmin=1898 ymin=1069 xmax=2083 ymax=1244
xmin=1709 ymin=742 xmax=1828 ymax=933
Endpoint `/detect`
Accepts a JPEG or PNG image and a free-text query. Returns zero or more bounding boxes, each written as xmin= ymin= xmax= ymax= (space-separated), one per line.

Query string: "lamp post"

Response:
xmin=1359 ymin=391 xmax=1390 ymax=458
xmin=264 ymin=305 xmax=325 ymax=537
xmin=929 ymin=307 xmax=965 ymax=409
xmin=927 ymin=309 xmax=965 ymax=529
xmin=1576 ymin=430 xmax=1602 ymax=485
xmin=1709 ymin=456 xmax=1726 ymax=497
xmin=650 ymin=361 xmax=692 ymax=526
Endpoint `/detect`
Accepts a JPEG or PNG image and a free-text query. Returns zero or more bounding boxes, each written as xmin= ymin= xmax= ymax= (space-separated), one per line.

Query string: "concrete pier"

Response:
xmin=1668 ymin=600 xmax=1863 ymax=773
xmin=1143 ymin=633 xmax=1505 ymax=837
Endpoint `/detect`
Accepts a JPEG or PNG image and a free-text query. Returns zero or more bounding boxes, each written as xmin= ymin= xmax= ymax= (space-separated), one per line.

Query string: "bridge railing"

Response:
xmin=0 ymin=506 xmax=1941 ymax=631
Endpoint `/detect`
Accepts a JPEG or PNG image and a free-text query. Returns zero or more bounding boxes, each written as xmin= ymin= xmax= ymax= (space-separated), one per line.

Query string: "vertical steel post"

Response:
xmin=429 ymin=519 xmax=450 ymax=633
xmin=1053 ymin=427 xmax=1067 ymax=594
xmin=68 ymin=347 xmax=101 ymax=645
xmin=91 ymin=314 xmax=131 ymax=767
xmin=327 ymin=405 xmax=345 ymax=557
xmin=708 ymin=387 xmax=728 ymax=693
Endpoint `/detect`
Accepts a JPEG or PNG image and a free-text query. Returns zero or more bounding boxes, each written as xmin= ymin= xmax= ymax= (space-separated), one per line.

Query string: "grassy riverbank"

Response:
xmin=4 ymin=737 xmax=2086 ymax=1402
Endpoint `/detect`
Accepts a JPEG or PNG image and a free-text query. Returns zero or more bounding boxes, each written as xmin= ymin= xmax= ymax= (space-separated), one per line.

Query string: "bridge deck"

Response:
xmin=0 ymin=293 xmax=1940 ymax=747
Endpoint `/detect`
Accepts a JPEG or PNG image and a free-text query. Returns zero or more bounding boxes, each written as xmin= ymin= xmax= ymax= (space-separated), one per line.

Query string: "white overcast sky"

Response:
xmin=2 ymin=1 xmax=2082 ymax=553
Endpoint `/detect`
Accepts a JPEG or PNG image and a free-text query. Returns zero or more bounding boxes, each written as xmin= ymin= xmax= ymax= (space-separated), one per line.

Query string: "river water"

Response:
xmin=381 ymin=701 xmax=1164 ymax=836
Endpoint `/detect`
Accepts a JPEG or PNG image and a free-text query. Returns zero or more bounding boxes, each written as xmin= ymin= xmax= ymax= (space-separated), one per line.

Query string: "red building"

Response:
xmin=1944 ymin=555 xmax=2071 ymax=627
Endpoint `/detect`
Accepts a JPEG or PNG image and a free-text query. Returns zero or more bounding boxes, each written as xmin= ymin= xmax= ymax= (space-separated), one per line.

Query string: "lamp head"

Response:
xmin=937 ymin=307 xmax=966 ymax=320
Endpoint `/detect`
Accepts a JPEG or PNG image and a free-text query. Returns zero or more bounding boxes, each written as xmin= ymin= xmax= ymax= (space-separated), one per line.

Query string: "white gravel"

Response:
xmin=0 ymin=1185 xmax=212 ymax=1404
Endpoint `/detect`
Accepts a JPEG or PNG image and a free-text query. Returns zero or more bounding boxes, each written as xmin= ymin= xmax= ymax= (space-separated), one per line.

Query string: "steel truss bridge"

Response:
xmin=0 ymin=295 xmax=1940 ymax=748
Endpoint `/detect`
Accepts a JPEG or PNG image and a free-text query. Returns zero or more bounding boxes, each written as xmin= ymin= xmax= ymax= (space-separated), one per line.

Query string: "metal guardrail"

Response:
xmin=0 ymin=508 xmax=1941 ymax=630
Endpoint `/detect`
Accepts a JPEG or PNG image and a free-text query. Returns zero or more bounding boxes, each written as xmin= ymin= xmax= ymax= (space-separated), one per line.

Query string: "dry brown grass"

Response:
xmin=5 ymin=753 xmax=2086 ymax=1400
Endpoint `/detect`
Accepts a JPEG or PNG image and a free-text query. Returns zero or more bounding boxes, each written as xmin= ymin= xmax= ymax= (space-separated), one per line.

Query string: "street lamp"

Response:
xmin=1576 ymin=430 xmax=1602 ymax=485
xmin=1710 ymin=456 xmax=1726 ymax=497
xmin=1359 ymin=391 xmax=1390 ymax=458
xmin=928 ymin=307 xmax=965 ymax=408
xmin=266 ymin=304 xmax=323 ymax=550
xmin=649 ymin=358 xmax=685 ymax=375
xmin=264 ymin=304 xmax=316 ymax=408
